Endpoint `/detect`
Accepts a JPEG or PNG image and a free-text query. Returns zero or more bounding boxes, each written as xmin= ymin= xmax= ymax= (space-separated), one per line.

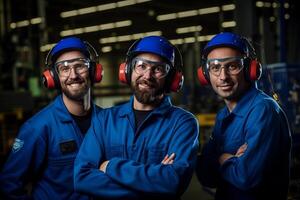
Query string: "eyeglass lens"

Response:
xmin=133 ymin=57 xmax=170 ymax=79
xmin=55 ymin=58 xmax=90 ymax=77
xmin=206 ymin=57 xmax=244 ymax=76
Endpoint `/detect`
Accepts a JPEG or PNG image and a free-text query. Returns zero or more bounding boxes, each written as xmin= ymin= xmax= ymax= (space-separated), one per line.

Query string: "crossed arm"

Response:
xmin=99 ymin=153 xmax=176 ymax=172
xmin=218 ymin=143 xmax=247 ymax=165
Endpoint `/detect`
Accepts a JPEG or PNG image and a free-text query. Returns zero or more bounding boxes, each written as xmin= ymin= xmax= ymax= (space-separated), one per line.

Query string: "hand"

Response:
xmin=218 ymin=153 xmax=234 ymax=165
xmin=99 ymin=160 xmax=109 ymax=173
xmin=235 ymin=143 xmax=247 ymax=157
xmin=219 ymin=143 xmax=248 ymax=165
xmin=161 ymin=153 xmax=175 ymax=165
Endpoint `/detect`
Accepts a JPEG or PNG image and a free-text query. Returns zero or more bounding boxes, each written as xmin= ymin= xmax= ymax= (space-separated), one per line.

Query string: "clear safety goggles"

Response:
xmin=205 ymin=56 xmax=245 ymax=77
xmin=55 ymin=58 xmax=90 ymax=77
xmin=132 ymin=57 xmax=171 ymax=79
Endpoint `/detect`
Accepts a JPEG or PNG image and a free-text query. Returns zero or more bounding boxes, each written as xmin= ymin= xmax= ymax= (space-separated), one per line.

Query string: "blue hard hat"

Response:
xmin=50 ymin=37 xmax=89 ymax=62
xmin=130 ymin=36 xmax=175 ymax=66
xmin=203 ymin=32 xmax=248 ymax=57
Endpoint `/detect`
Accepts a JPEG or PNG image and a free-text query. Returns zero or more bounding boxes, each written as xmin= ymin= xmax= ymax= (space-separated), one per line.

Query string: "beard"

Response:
xmin=132 ymin=78 xmax=165 ymax=105
xmin=61 ymin=78 xmax=90 ymax=101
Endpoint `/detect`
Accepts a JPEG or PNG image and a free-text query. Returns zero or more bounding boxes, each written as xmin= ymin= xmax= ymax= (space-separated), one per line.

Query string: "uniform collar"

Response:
xmin=53 ymin=95 xmax=98 ymax=122
xmin=231 ymin=85 xmax=259 ymax=117
xmin=119 ymin=95 xmax=173 ymax=117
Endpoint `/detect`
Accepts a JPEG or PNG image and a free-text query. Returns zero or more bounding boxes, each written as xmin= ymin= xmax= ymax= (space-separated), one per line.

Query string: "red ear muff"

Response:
xmin=119 ymin=62 xmax=128 ymax=84
xmin=248 ymin=60 xmax=262 ymax=81
xmin=170 ymin=71 xmax=184 ymax=92
xmin=197 ymin=67 xmax=210 ymax=86
xmin=42 ymin=69 xmax=56 ymax=89
xmin=93 ymin=63 xmax=103 ymax=83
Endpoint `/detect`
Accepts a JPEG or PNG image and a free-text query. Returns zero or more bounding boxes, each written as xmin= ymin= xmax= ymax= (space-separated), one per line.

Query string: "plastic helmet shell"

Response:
xmin=130 ymin=36 xmax=175 ymax=66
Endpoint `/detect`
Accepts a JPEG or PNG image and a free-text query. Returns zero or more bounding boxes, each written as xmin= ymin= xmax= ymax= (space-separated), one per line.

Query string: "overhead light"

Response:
xmin=99 ymin=31 xmax=162 ymax=44
xmin=31 ymin=17 xmax=42 ymax=24
xmin=284 ymin=3 xmax=289 ymax=8
xmin=117 ymin=0 xmax=135 ymax=7
xmin=10 ymin=23 xmax=17 ymax=29
xmin=102 ymin=46 xmax=112 ymax=53
xmin=115 ymin=20 xmax=132 ymax=27
xmin=16 ymin=20 xmax=30 ymax=27
xmin=10 ymin=17 xmax=43 ymax=29
xmin=60 ymin=20 xmax=132 ymax=37
xmin=221 ymin=21 xmax=236 ymax=28
xmin=61 ymin=10 xmax=78 ymax=18
xmin=285 ymin=14 xmax=290 ymax=20
xmin=132 ymin=33 xmax=145 ymax=39
xmin=157 ymin=4 xmax=233 ymax=21
xmin=176 ymin=25 xmax=202 ymax=34
xmin=40 ymin=43 xmax=56 ymax=52
xmin=100 ymin=23 xmax=115 ymax=30
xmin=97 ymin=3 xmax=116 ymax=11
xmin=84 ymin=25 xmax=100 ymax=33
xmin=61 ymin=0 xmax=152 ymax=18
xmin=169 ymin=38 xmax=184 ymax=45
xmin=117 ymin=35 xmax=132 ymax=42
xmin=177 ymin=10 xmax=198 ymax=18
xmin=73 ymin=28 xmax=84 ymax=34
xmin=269 ymin=16 xmax=276 ymax=22
xmin=169 ymin=34 xmax=215 ymax=45
xmin=157 ymin=13 xmax=177 ymax=21
xmin=184 ymin=37 xmax=196 ymax=43
xmin=222 ymin=4 xmax=235 ymax=11
xmin=198 ymin=7 xmax=220 ymax=14
xmin=144 ymin=31 xmax=162 ymax=36
xmin=256 ymin=1 xmax=264 ymax=7
xmin=78 ymin=6 xmax=97 ymax=15
xmin=272 ymin=2 xmax=278 ymax=8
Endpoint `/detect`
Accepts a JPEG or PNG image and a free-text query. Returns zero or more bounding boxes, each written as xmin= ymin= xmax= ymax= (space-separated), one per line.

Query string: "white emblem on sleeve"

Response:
xmin=12 ymin=138 xmax=24 ymax=153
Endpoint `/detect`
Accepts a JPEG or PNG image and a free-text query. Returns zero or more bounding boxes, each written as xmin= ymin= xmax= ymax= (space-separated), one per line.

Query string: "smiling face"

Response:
xmin=131 ymin=53 xmax=167 ymax=108
xmin=207 ymin=47 xmax=251 ymax=104
xmin=56 ymin=51 xmax=91 ymax=101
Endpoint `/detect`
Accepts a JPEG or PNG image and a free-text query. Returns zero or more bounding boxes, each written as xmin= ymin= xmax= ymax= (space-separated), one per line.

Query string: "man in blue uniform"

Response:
xmin=0 ymin=37 xmax=103 ymax=199
xmin=196 ymin=32 xmax=292 ymax=200
xmin=74 ymin=35 xmax=199 ymax=200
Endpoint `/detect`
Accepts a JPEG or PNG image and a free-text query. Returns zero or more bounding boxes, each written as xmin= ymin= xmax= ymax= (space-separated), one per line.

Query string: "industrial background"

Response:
xmin=0 ymin=0 xmax=300 ymax=199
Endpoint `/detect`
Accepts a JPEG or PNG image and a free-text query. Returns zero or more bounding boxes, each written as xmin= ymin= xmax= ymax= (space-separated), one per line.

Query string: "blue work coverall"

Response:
xmin=0 ymin=95 xmax=101 ymax=200
xmin=74 ymin=96 xmax=199 ymax=200
xmin=197 ymin=86 xmax=291 ymax=200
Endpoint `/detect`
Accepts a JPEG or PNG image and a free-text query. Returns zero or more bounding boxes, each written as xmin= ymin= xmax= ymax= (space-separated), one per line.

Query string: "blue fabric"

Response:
xmin=197 ymin=86 xmax=291 ymax=200
xmin=50 ymin=37 xmax=89 ymax=62
xmin=203 ymin=32 xmax=247 ymax=56
xmin=0 ymin=95 xmax=101 ymax=200
xmin=131 ymin=36 xmax=175 ymax=66
xmin=74 ymin=96 xmax=199 ymax=200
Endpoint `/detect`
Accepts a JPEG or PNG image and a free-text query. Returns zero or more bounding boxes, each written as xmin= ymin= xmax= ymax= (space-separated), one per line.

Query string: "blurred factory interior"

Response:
xmin=0 ymin=0 xmax=300 ymax=199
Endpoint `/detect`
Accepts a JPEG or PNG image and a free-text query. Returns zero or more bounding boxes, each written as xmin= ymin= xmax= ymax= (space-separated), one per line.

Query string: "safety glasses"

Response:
xmin=55 ymin=58 xmax=90 ymax=77
xmin=206 ymin=56 xmax=245 ymax=77
xmin=132 ymin=57 xmax=171 ymax=79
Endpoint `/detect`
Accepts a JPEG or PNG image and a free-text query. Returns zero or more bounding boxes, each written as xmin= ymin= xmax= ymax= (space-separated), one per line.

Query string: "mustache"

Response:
xmin=65 ymin=76 xmax=85 ymax=84
xmin=136 ymin=78 xmax=157 ymax=87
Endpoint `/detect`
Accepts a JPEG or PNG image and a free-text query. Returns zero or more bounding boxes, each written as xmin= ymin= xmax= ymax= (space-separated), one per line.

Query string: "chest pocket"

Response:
xmin=48 ymin=139 xmax=78 ymax=167
xmin=147 ymin=145 xmax=167 ymax=164
xmin=106 ymin=145 xmax=123 ymax=159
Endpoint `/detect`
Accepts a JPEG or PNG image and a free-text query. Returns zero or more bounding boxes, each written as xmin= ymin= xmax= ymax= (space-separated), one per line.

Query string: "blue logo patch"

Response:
xmin=12 ymin=138 xmax=24 ymax=153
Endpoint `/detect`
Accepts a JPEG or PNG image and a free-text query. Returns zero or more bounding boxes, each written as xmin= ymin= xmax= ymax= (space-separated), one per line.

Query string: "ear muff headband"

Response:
xmin=241 ymin=37 xmax=262 ymax=81
xmin=168 ymin=45 xmax=184 ymax=92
